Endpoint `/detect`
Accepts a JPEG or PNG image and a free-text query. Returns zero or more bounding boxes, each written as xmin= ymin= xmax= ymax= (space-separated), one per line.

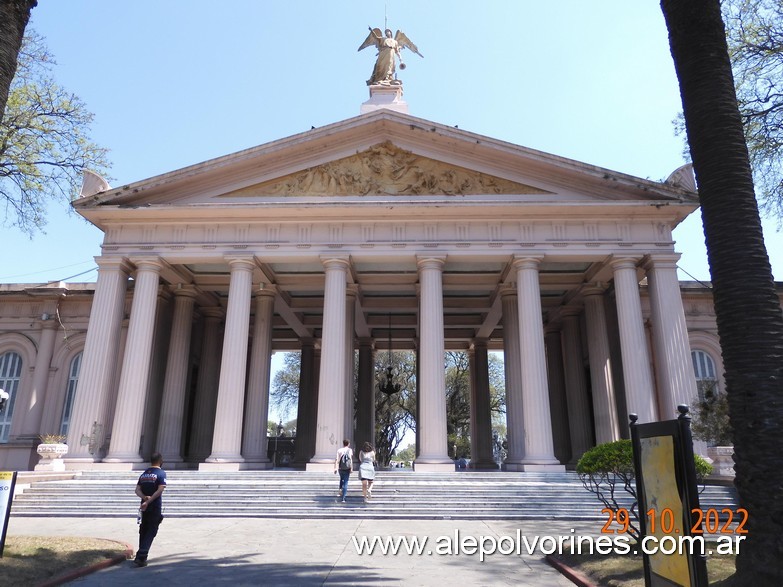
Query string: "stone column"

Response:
xmin=242 ymin=288 xmax=275 ymax=468
xmin=582 ymin=284 xmax=621 ymax=444
xmin=65 ymin=258 xmax=130 ymax=464
xmin=188 ymin=307 xmax=223 ymax=462
xmin=514 ymin=257 xmax=563 ymax=470
xmin=17 ymin=319 xmax=57 ymax=436
xmin=294 ymin=340 xmax=317 ymax=466
xmin=544 ymin=326 xmax=572 ymax=465
xmin=415 ymin=255 xmax=452 ymax=471
xmin=104 ymin=258 xmax=163 ymax=464
xmin=610 ymin=257 xmax=657 ymax=424
xmin=643 ymin=254 xmax=699 ymax=420
xmin=156 ymin=286 xmax=197 ymax=464
xmin=500 ymin=286 xmax=525 ymax=469
xmin=560 ymin=307 xmax=594 ymax=463
xmin=308 ymin=257 xmax=349 ymax=469
xmin=204 ymin=257 xmax=255 ymax=467
xmin=344 ymin=288 xmax=357 ymax=443
xmin=470 ymin=339 xmax=497 ymax=469
xmin=355 ymin=338 xmax=375 ymax=449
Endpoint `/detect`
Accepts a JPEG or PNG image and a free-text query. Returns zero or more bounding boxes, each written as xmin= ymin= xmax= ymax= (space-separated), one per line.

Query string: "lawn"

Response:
xmin=0 ymin=535 xmax=130 ymax=586
xmin=552 ymin=547 xmax=736 ymax=586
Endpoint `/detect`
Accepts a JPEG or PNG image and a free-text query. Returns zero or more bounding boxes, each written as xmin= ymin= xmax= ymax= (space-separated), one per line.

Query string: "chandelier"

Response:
xmin=378 ymin=314 xmax=402 ymax=396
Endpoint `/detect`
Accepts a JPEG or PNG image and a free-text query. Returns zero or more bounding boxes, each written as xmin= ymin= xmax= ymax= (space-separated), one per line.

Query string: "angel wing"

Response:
xmin=358 ymin=27 xmax=383 ymax=52
xmin=394 ymin=30 xmax=423 ymax=58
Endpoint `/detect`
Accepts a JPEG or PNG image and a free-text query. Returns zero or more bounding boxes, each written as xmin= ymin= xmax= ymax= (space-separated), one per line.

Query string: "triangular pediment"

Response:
xmin=220 ymin=142 xmax=551 ymax=198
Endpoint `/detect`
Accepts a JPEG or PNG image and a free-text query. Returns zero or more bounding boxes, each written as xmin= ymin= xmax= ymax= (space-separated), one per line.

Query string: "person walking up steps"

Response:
xmin=359 ymin=442 xmax=376 ymax=502
xmin=335 ymin=440 xmax=353 ymax=503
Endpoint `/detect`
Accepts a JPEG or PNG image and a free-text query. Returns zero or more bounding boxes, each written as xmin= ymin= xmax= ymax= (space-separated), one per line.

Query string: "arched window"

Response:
xmin=0 ymin=351 xmax=23 ymax=443
xmin=691 ymin=349 xmax=719 ymax=402
xmin=59 ymin=352 xmax=83 ymax=436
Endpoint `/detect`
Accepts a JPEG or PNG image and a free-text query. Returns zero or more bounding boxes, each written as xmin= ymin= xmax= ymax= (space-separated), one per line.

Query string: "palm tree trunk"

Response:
xmin=660 ymin=0 xmax=783 ymax=583
xmin=0 ymin=0 xmax=37 ymax=123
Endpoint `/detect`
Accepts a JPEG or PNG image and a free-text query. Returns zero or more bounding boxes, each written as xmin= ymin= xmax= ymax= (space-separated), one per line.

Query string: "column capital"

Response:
xmin=580 ymin=282 xmax=608 ymax=297
xmin=641 ymin=253 xmax=682 ymax=271
xmin=252 ymin=287 xmax=277 ymax=300
xmin=320 ymin=255 xmax=351 ymax=270
xmin=609 ymin=255 xmax=642 ymax=271
xmin=225 ymin=256 xmax=256 ymax=272
xmin=200 ymin=306 xmax=224 ymax=320
xmin=346 ymin=284 xmax=359 ymax=298
xmin=416 ymin=255 xmax=447 ymax=270
xmin=471 ymin=338 xmax=489 ymax=351
xmin=559 ymin=304 xmax=583 ymax=318
xmin=171 ymin=284 xmax=199 ymax=300
xmin=129 ymin=256 xmax=164 ymax=273
xmin=95 ymin=256 xmax=133 ymax=274
xmin=512 ymin=255 xmax=545 ymax=270
xmin=498 ymin=283 xmax=518 ymax=298
xmin=358 ymin=337 xmax=374 ymax=349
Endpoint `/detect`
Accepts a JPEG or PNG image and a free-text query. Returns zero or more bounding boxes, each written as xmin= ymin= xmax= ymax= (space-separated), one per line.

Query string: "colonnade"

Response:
xmin=64 ymin=252 xmax=697 ymax=472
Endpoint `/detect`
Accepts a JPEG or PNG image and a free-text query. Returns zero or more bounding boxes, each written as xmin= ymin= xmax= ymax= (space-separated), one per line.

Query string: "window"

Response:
xmin=59 ymin=352 xmax=83 ymax=436
xmin=691 ymin=350 xmax=719 ymax=402
xmin=0 ymin=352 xmax=23 ymax=443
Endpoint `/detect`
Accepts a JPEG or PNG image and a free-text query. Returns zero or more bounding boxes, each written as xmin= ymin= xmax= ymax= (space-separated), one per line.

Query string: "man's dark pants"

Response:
xmin=136 ymin=509 xmax=163 ymax=562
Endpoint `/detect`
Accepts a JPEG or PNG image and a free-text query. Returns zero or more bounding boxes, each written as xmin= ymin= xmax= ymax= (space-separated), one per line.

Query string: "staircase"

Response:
xmin=10 ymin=470 xmax=738 ymax=521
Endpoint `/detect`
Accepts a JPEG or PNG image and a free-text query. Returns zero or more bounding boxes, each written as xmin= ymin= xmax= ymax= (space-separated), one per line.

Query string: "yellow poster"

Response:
xmin=639 ymin=436 xmax=690 ymax=586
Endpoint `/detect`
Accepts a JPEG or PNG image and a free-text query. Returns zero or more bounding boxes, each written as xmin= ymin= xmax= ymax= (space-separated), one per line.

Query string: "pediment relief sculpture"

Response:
xmin=226 ymin=142 xmax=549 ymax=198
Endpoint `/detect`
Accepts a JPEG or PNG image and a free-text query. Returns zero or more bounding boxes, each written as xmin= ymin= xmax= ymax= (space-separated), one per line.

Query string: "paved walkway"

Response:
xmin=8 ymin=516 xmax=598 ymax=585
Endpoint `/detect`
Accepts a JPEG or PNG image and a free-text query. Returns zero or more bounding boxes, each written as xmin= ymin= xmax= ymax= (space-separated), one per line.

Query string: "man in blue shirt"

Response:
xmin=133 ymin=452 xmax=166 ymax=567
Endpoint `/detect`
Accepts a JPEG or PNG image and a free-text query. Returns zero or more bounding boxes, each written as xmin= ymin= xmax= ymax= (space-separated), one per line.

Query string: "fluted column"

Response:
xmin=188 ymin=307 xmax=223 ymax=462
xmin=415 ymin=255 xmax=452 ymax=471
xmin=582 ymin=284 xmax=621 ymax=443
xmin=242 ymin=288 xmax=275 ymax=467
xmin=308 ymin=257 xmax=349 ymax=469
xmin=611 ymin=257 xmax=657 ymax=423
xmin=204 ymin=257 xmax=255 ymax=466
xmin=544 ymin=326 xmax=572 ymax=465
xmin=355 ymin=338 xmax=375 ymax=449
xmin=17 ymin=319 xmax=57 ymax=436
xmin=65 ymin=258 xmax=130 ymax=463
xmin=156 ymin=286 xmax=198 ymax=464
xmin=514 ymin=257 xmax=563 ymax=470
xmin=294 ymin=340 xmax=316 ymax=466
xmin=470 ymin=339 xmax=497 ymax=468
xmin=344 ymin=288 xmax=357 ymax=443
xmin=643 ymin=254 xmax=699 ymax=420
xmin=560 ymin=306 xmax=594 ymax=463
xmin=500 ymin=286 xmax=525 ymax=469
xmin=104 ymin=258 xmax=163 ymax=463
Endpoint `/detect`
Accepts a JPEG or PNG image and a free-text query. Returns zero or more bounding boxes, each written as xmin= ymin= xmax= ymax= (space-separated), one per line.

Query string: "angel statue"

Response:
xmin=358 ymin=27 xmax=423 ymax=86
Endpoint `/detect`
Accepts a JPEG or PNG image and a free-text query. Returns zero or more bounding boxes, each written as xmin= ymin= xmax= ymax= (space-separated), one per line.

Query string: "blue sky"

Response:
xmin=2 ymin=1 xmax=781 ymax=285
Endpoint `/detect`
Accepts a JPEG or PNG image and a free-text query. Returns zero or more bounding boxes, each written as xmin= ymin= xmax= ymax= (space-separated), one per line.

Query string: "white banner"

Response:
xmin=0 ymin=471 xmax=17 ymax=557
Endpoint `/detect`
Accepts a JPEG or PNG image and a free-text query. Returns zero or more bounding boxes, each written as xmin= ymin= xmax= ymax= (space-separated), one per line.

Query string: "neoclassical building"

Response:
xmin=1 ymin=97 xmax=772 ymax=472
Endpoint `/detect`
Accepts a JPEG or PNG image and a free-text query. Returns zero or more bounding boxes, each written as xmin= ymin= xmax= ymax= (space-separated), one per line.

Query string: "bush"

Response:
xmin=691 ymin=388 xmax=733 ymax=446
xmin=577 ymin=439 xmax=713 ymax=543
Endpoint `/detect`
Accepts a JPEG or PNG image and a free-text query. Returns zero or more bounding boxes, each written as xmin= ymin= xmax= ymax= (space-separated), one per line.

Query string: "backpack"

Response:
xmin=338 ymin=449 xmax=352 ymax=471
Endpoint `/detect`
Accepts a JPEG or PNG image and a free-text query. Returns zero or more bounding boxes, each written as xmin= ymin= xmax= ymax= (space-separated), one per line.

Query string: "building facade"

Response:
xmin=1 ymin=107 xmax=768 ymax=472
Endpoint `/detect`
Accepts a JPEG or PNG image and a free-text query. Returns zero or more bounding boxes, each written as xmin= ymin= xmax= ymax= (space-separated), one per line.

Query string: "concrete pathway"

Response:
xmin=8 ymin=516 xmax=598 ymax=585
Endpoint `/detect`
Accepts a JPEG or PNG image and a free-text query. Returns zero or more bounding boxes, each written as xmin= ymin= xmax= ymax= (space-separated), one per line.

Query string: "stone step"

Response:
xmin=10 ymin=471 xmax=738 ymax=521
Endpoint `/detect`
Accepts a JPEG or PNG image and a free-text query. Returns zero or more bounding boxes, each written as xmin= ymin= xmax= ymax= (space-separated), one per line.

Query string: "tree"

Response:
xmin=374 ymin=350 xmax=416 ymax=467
xmin=269 ymin=352 xmax=300 ymax=421
xmin=724 ymin=0 xmax=783 ymax=219
xmin=0 ymin=0 xmax=36 ymax=122
xmin=660 ymin=1 xmax=783 ymax=583
xmin=1 ymin=30 xmax=110 ymax=236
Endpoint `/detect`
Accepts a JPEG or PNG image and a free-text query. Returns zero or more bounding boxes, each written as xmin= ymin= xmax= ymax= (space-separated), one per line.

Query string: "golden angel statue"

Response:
xmin=358 ymin=27 xmax=423 ymax=86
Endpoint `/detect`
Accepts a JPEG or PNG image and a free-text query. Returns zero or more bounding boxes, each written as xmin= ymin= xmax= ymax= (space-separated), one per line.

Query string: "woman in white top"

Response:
xmin=359 ymin=442 xmax=376 ymax=502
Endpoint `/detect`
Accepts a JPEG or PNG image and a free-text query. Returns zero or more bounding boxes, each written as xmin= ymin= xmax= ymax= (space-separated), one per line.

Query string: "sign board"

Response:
xmin=0 ymin=471 xmax=17 ymax=557
xmin=630 ymin=408 xmax=708 ymax=587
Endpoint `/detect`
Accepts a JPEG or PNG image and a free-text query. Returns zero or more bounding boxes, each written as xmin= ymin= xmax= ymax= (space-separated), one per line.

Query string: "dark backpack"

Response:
xmin=339 ymin=450 xmax=352 ymax=471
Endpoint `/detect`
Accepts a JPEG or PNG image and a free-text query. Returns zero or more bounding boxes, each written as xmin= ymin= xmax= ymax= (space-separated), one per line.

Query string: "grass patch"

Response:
xmin=554 ymin=543 xmax=736 ymax=586
xmin=0 ymin=536 xmax=129 ymax=586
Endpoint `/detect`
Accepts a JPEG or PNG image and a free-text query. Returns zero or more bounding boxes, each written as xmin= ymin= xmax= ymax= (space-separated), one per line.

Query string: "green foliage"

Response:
xmin=577 ymin=440 xmax=713 ymax=543
xmin=1 ymin=31 xmax=110 ymax=236
xmin=38 ymin=433 xmax=67 ymax=444
xmin=724 ymin=0 xmax=783 ymax=220
xmin=691 ymin=386 xmax=733 ymax=446
xmin=394 ymin=443 xmax=415 ymax=462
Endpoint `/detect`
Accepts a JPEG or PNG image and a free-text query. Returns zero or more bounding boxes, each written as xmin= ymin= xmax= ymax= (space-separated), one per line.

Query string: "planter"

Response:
xmin=706 ymin=445 xmax=735 ymax=477
xmin=35 ymin=443 xmax=68 ymax=472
